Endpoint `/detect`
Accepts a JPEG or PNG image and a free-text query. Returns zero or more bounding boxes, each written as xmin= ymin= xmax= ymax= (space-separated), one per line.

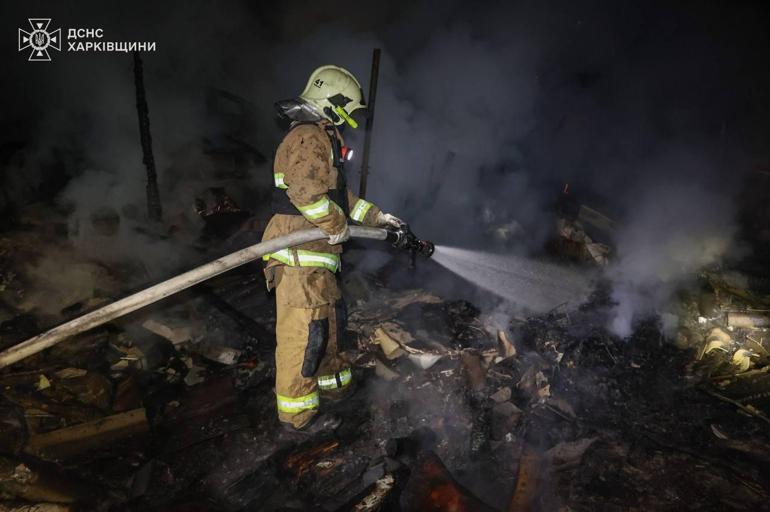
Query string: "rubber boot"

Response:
xmin=282 ymin=412 xmax=342 ymax=435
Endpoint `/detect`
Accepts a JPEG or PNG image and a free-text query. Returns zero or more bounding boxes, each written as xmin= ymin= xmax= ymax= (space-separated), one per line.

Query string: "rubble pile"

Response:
xmin=679 ymin=270 xmax=770 ymax=420
xmin=553 ymin=200 xmax=614 ymax=267
xmin=0 ymin=227 xmax=768 ymax=509
xmin=343 ymin=279 xmax=770 ymax=510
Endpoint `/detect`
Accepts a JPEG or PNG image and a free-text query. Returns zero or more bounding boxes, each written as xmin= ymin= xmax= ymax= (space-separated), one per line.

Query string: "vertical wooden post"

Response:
xmin=358 ymin=48 xmax=381 ymax=199
xmin=133 ymin=51 xmax=162 ymax=222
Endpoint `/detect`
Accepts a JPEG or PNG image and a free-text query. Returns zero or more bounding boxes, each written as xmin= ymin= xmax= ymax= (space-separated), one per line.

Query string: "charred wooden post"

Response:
xmin=25 ymin=408 xmax=149 ymax=460
xmin=0 ymin=455 xmax=99 ymax=504
xmin=726 ymin=311 xmax=770 ymax=328
xmin=283 ymin=439 xmax=340 ymax=478
xmin=358 ymin=48 xmax=381 ymax=199
xmin=133 ymin=51 xmax=162 ymax=222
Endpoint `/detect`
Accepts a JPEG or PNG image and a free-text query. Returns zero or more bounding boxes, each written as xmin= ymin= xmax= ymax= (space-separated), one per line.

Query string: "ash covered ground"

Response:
xmin=0 ymin=224 xmax=769 ymax=510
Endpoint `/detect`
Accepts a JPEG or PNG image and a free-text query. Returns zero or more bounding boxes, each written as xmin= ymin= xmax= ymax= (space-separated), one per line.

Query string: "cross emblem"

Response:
xmin=18 ymin=18 xmax=61 ymax=62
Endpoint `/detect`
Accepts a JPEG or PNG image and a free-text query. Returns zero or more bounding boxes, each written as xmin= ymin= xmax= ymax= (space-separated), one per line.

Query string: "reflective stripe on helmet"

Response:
xmin=296 ymin=197 xmax=332 ymax=220
xmin=333 ymin=106 xmax=358 ymax=129
xmin=317 ymin=368 xmax=352 ymax=390
xmin=274 ymin=172 xmax=288 ymax=189
xmin=262 ymin=249 xmax=341 ymax=273
xmin=350 ymin=198 xmax=373 ymax=223
xmin=276 ymin=391 xmax=320 ymax=413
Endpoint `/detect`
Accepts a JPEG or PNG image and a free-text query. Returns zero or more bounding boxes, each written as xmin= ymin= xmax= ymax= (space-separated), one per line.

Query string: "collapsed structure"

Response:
xmin=0 ymin=185 xmax=768 ymax=510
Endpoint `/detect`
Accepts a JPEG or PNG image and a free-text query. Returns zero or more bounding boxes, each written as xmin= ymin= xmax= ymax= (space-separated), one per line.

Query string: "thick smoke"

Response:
xmin=607 ymin=151 xmax=738 ymax=336
xmin=1 ymin=1 xmax=767 ymax=334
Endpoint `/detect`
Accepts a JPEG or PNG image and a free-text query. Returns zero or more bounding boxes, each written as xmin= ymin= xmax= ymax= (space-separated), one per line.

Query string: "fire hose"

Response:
xmin=0 ymin=225 xmax=434 ymax=369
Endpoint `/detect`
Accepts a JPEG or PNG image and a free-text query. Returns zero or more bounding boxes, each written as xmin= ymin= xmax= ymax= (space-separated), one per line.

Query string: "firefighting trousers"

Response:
xmin=273 ymin=266 xmax=352 ymax=428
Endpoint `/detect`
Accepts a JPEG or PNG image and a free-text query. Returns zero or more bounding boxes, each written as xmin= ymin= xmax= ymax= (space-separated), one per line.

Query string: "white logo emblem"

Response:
xmin=18 ymin=18 xmax=61 ymax=61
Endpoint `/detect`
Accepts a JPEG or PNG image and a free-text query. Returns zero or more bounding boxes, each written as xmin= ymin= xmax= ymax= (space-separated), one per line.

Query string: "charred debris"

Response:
xmin=1 ymin=85 xmax=770 ymax=510
xmin=0 ymin=170 xmax=769 ymax=511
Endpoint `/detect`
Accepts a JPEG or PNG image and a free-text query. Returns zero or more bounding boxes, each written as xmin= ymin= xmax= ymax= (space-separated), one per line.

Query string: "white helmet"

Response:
xmin=298 ymin=65 xmax=366 ymax=128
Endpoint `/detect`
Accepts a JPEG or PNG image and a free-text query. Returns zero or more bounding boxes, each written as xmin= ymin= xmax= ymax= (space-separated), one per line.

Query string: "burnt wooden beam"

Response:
xmin=133 ymin=51 xmax=163 ymax=222
xmin=358 ymin=48 xmax=381 ymax=199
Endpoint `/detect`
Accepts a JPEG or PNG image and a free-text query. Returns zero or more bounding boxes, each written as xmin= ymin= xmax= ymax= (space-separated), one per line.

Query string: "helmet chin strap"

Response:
xmin=322 ymin=106 xmax=341 ymax=125
xmin=322 ymin=105 xmax=358 ymax=129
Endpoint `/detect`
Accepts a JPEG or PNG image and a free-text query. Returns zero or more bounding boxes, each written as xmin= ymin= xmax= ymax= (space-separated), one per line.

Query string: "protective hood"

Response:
xmin=274 ymin=98 xmax=324 ymax=125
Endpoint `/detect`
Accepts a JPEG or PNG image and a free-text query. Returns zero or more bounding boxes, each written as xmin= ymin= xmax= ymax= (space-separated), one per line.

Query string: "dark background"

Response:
xmin=1 ymin=0 xmax=769 ymax=334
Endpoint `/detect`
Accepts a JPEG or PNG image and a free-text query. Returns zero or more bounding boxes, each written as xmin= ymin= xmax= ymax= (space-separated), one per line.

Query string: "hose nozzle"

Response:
xmin=386 ymin=224 xmax=435 ymax=258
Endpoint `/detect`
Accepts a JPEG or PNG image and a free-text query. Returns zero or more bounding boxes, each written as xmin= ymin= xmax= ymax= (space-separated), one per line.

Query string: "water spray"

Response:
xmin=430 ymin=245 xmax=593 ymax=312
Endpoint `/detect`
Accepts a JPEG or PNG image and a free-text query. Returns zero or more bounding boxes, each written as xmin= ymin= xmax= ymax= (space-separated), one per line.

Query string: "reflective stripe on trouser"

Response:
xmin=349 ymin=198 xmax=373 ymax=223
xmin=276 ymin=391 xmax=319 ymax=413
xmin=275 ymin=268 xmax=346 ymax=429
xmin=263 ymin=249 xmax=341 ymax=273
xmin=317 ymin=368 xmax=352 ymax=390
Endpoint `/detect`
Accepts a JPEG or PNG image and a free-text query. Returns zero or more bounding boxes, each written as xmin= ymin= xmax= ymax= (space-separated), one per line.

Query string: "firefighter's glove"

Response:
xmin=327 ymin=224 xmax=351 ymax=245
xmin=376 ymin=212 xmax=404 ymax=229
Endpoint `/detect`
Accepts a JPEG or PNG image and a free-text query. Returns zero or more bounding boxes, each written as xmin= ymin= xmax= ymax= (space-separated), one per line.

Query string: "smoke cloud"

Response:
xmin=1 ymin=0 xmax=767 ymax=334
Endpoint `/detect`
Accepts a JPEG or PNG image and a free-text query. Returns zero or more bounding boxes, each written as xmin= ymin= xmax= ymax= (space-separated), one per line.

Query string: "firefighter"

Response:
xmin=263 ymin=65 xmax=403 ymax=434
